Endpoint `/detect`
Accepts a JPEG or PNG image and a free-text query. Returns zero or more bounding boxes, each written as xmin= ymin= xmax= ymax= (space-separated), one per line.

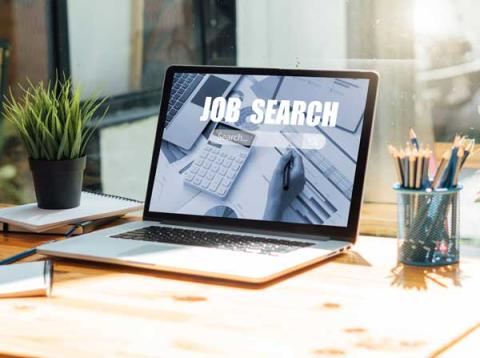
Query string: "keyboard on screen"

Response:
xmin=166 ymin=73 xmax=205 ymax=127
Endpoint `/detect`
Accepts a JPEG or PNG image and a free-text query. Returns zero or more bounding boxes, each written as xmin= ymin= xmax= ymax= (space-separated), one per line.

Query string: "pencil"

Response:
xmin=388 ymin=146 xmax=397 ymax=182
xmin=406 ymin=141 xmax=412 ymax=152
xmin=389 ymin=145 xmax=404 ymax=186
xmin=409 ymin=128 xmax=420 ymax=150
xmin=428 ymin=147 xmax=437 ymax=179
xmin=460 ymin=139 xmax=474 ymax=169
xmin=422 ymin=147 xmax=431 ymax=188
xmin=415 ymin=149 xmax=424 ymax=189
xmin=439 ymin=135 xmax=460 ymax=188
xmin=409 ymin=149 xmax=416 ymax=188
xmin=446 ymin=139 xmax=460 ymax=188
xmin=432 ymin=150 xmax=450 ymax=188
xmin=401 ymin=149 xmax=408 ymax=188
xmin=453 ymin=146 xmax=464 ymax=186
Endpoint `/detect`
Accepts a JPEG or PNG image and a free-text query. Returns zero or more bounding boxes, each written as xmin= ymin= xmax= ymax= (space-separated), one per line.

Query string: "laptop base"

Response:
xmin=38 ymin=221 xmax=350 ymax=284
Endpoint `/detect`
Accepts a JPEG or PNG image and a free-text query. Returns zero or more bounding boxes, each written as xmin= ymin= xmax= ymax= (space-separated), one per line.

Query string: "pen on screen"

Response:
xmin=283 ymin=155 xmax=293 ymax=191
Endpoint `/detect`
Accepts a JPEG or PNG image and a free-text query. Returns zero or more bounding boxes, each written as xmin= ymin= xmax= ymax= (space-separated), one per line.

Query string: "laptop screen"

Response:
xmin=149 ymin=71 xmax=370 ymax=228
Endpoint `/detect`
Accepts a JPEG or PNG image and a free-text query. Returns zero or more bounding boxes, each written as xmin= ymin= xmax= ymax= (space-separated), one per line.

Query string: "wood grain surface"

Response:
xmin=0 ymin=217 xmax=479 ymax=357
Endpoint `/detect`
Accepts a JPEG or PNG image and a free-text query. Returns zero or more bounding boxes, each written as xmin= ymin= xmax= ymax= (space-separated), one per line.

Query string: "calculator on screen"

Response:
xmin=184 ymin=122 xmax=256 ymax=198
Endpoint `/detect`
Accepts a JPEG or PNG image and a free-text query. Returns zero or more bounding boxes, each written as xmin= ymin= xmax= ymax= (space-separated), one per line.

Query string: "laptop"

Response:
xmin=38 ymin=66 xmax=378 ymax=283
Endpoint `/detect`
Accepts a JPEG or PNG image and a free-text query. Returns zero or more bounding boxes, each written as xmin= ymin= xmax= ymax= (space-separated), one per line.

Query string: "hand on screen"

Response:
xmin=263 ymin=150 xmax=306 ymax=221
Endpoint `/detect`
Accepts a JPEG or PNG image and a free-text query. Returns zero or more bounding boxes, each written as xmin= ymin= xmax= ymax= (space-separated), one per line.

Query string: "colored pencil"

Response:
xmin=432 ymin=150 xmax=449 ymax=189
xmin=388 ymin=145 xmax=404 ymax=186
xmin=460 ymin=139 xmax=474 ymax=169
xmin=409 ymin=128 xmax=420 ymax=150
xmin=422 ymin=147 xmax=431 ymax=188
xmin=401 ymin=149 xmax=408 ymax=187
xmin=388 ymin=132 xmax=470 ymax=190
xmin=453 ymin=146 xmax=464 ymax=186
xmin=439 ymin=136 xmax=460 ymax=188
xmin=415 ymin=149 xmax=424 ymax=189
xmin=408 ymin=149 xmax=415 ymax=188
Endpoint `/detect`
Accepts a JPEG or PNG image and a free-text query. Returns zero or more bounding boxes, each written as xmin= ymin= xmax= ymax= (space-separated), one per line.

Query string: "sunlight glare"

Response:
xmin=414 ymin=0 xmax=456 ymax=39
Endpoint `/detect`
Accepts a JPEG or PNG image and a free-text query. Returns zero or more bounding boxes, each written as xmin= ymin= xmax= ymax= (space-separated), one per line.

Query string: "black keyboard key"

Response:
xmin=111 ymin=226 xmax=314 ymax=255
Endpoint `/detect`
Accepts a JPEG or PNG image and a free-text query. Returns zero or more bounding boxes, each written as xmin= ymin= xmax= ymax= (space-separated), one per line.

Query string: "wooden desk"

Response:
xmin=0 ymin=228 xmax=479 ymax=357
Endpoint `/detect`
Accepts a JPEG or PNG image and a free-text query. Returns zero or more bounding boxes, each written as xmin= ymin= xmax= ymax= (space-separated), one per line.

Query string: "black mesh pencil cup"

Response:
xmin=393 ymin=184 xmax=461 ymax=266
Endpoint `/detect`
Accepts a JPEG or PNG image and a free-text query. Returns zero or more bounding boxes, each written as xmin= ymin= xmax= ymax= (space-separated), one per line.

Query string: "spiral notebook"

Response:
xmin=0 ymin=192 xmax=143 ymax=233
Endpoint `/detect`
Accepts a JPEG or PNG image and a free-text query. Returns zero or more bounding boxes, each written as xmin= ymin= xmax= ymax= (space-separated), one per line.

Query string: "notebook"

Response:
xmin=0 ymin=222 xmax=84 ymax=235
xmin=0 ymin=260 xmax=53 ymax=298
xmin=0 ymin=217 xmax=123 ymax=236
xmin=0 ymin=192 xmax=143 ymax=233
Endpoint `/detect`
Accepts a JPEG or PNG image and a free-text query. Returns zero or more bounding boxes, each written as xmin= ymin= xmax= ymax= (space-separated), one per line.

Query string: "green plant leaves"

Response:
xmin=2 ymin=76 xmax=108 ymax=160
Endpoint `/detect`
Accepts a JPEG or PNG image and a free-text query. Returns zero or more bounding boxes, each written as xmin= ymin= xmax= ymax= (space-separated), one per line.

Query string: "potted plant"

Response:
xmin=3 ymin=77 xmax=107 ymax=209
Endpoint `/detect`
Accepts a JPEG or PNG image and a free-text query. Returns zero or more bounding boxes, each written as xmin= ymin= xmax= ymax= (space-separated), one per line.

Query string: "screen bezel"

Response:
xmin=143 ymin=65 xmax=379 ymax=244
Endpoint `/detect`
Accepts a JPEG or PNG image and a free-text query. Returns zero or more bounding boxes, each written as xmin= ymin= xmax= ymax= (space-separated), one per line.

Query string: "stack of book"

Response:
xmin=0 ymin=191 xmax=143 ymax=236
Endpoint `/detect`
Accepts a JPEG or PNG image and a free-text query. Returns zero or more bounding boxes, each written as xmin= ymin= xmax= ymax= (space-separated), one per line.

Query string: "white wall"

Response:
xmin=68 ymin=0 xmax=132 ymax=98
xmin=236 ymin=0 xmax=347 ymax=68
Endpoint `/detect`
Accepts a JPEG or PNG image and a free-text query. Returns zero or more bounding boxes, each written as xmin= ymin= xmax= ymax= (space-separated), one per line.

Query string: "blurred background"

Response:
xmin=0 ymin=0 xmax=479 ymax=242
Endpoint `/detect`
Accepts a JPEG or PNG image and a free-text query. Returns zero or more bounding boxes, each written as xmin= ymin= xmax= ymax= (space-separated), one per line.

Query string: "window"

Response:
xmin=68 ymin=0 xmax=236 ymax=99
xmin=0 ymin=0 xmax=52 ymax=204
xmin=0 ymin=0 xmax=479 ymax=243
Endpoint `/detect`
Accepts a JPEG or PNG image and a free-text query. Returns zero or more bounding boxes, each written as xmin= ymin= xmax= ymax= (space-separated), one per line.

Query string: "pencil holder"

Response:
xmin=393 ymin=184 xmax=461 ymax=266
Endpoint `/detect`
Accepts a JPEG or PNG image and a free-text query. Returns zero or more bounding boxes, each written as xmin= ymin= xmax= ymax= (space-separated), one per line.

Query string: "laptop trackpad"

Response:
xmin=118 ymin=244 xmax=182 ymax=263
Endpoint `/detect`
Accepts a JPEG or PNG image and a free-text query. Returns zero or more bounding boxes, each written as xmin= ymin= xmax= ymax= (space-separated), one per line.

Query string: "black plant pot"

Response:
xmin=29 ymin=156 xmax=86 ymax=209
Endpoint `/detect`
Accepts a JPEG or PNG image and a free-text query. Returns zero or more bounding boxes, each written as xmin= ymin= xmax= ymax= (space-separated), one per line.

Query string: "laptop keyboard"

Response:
xmin=166 ymin=73 xmax=205 ymax=127
xmin=111 ymin=226 xmax=314 ymax=255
